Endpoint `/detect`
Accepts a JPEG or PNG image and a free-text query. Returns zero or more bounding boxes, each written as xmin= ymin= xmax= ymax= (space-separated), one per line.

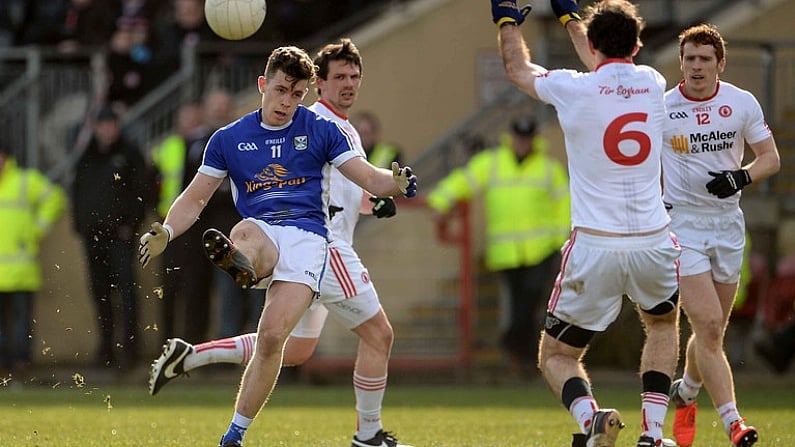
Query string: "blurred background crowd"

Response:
xmin=0 ymin=0 xmax=378 ymax=111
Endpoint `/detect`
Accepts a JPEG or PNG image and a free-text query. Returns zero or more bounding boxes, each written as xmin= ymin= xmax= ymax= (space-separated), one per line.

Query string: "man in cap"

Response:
xmin=428 ymin=116 xmax=570 ymax=378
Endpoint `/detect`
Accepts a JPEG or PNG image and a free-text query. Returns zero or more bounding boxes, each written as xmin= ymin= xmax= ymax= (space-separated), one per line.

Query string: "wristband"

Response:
xmin=496 ymin=17 xmax=517 ymax=28
xmin=163 ymin=223 xmax=174 ymax=242
xmin=558 ymin=12 xmax=581 ymax=26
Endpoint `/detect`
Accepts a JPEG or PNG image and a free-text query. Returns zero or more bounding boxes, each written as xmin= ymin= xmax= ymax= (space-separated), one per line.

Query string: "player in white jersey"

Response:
xmin=492 ymin=1 xmax=681 ymax=446
xmin=145 ymin=39 xmax=411 ymax=447
xmin=137 ymin=46 xmax=418 ymax=447
xmin=662 ymin=24 xmax=780 ymax=447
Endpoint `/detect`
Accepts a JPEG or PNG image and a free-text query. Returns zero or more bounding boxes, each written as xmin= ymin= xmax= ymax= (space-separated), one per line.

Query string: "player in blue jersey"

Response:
xmin=137 ymin=45 xmax=417 ymax=447
xmin=145 ymin=39 xmax=412 ymax=447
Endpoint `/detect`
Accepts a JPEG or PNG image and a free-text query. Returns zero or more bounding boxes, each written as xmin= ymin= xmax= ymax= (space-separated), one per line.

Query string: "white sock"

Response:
xmin=232 ymin=412 xmax=253 ymax=428
xmin=679 ymin=372 xmax=702 ymax=403
xmin=569 ymin=395 xmax=599 ymax=434
xmin=641 ymin=391 xmax=669 ymax=442
xmin=717 ymin=402 xmax=742 ymax=434
xmin=223 ymin=412 xmax=254 ymax=443
xmin=184 ymin=333 xmax=257 ymax=371
xmin=353 ymin=372 xmax=387 ymax=440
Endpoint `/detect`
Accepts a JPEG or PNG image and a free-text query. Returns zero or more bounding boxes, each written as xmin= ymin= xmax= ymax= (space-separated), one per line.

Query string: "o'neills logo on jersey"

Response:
xmin=246 ymin=163 xmax=306 ymax=192
xmin=670 ymin=130 xmax=737 ymax=154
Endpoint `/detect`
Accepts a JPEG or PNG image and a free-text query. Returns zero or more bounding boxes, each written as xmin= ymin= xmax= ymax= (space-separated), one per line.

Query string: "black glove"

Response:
xmin=491 ymin=0 xmax=532 ymax=28
xmin=550 ymin=0 xmax=581 ymax=26
xmin=705 ymin=169 xmax=751 ymax=198
xmin=369 ymin=196 xmax=397 ymax=219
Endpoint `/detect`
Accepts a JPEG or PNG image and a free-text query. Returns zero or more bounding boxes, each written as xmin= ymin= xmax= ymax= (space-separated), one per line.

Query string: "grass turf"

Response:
xmin=2 ymin=377 xmax=794 ymax=446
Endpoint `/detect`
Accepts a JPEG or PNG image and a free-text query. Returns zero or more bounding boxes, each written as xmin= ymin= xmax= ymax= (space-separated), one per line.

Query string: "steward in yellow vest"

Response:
xmin=0 ymin=151 xmax=65 ymax=292
xmin=427 ymin=117 xmax=570 ymax=376
xmin=0 ymin=145 xmax=65 ymax=371
xmin=427 ymin=119 xmax=570 ymax=271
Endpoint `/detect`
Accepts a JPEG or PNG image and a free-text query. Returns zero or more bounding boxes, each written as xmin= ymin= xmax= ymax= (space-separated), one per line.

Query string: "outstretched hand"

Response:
xmin=138 ymin=222 xmax=172 ymax=268
xmin=392 ymin=162 xmax=417 ymax=198
xmin=491 ymin=0 xmax=532 ymax=28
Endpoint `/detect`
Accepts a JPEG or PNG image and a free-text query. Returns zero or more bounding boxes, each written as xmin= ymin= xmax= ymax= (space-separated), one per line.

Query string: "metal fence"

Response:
xmin=0 ymin=48 xmax=99 ymax=175
xmin=724 ymin=41 xmax=795 ymax=202
xmin=0 ymin=0 xmax=407 ymax=186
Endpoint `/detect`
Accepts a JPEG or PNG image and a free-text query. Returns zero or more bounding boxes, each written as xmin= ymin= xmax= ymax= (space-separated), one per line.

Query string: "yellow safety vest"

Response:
xmin=368 ymin=142 xmax=400 ymax=169
xmin=151 ymin=134 xmax=187 ymax=218
xmin=427 ymin=137 xmax=570 ymax=271
xmin=0 ymin=159 xmax=66 ymax=291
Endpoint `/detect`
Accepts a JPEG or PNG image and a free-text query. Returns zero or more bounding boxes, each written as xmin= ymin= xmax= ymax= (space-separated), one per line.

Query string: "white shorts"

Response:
xmin=548 ymin=228 xmax=680 ymax=332
xmin=290 ymin=240 xmax=381 ymax=337
xmin=668 ymin=205 xmax=745 ymax=283
xmin=290 ymin=304 xmax=330 ymax=338
xmin=245 ymin=218 xmax=327 ymax=292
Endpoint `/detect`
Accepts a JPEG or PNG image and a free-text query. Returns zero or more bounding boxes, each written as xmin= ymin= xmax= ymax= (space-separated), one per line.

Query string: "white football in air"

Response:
xmin=205 ymin=0 xmax=267 ymax=41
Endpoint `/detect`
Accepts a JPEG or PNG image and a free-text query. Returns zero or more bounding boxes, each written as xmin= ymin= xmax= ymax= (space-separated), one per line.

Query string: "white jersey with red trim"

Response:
xmin=306 ymin=100 xmax=376 ymax=307
xmin=308 ymin=100 xmax=367 ymax=244
xmin=534 ymin=59 xmax=670 ymax=233
xmin=661 ymin=80 xmax=772 ymax=209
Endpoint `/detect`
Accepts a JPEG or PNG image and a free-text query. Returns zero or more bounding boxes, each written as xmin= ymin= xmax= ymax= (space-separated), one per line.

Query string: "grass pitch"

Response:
xmin=2 ymin=373 xmax=794 ymax=446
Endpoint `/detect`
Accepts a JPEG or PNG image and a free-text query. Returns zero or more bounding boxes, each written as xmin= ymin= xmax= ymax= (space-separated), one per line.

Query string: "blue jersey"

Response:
xmin=199 ymin=105 xmax=359 ymax=238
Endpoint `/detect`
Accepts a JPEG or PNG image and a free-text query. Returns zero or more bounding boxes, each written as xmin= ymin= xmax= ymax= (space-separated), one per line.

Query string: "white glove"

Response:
xmin=391 ymin=161 xmax=417 ymax=198
xmin=138 ymin=222 xmax=173 ymax=268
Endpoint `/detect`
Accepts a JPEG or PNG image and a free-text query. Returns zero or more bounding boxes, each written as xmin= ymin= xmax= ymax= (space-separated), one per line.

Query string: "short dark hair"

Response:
xmin=264 ymin=46 xmax=317 ymax=86
xmin=678 ymin=24 xmax=726 ymax=61
xmin=314 ymin=38 xmax=362 ymax=97
xmin=584 ymin=0 xmax=645 ymax=59
xmin=314 ymin=38 xmax=362 ymax=80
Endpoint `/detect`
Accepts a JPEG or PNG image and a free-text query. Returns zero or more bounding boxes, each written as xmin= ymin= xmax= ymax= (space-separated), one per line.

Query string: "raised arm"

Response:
xmin=551 ymin=0 xmax=596 ymax=71
xmin=492 ymin=1 xmax=548 ymax=100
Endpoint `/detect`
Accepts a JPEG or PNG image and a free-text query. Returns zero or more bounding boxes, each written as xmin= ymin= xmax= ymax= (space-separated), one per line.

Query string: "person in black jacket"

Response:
xmin=72 ymin=104 xmax=148 ymax=369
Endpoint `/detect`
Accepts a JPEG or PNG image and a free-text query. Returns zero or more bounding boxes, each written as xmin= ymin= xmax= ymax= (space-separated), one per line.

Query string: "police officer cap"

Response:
xmin=511 ymin=116 xmax=536 ymax=136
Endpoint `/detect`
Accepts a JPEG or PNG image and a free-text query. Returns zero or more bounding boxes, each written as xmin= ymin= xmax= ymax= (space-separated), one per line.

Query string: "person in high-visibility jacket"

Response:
xmin=0 ymin=143 xmax=66 ymax=374
xmin=427 ymin=116 xmax=570 ymax=376
xmin=351 ymin=111 xmax=402 ymax=168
